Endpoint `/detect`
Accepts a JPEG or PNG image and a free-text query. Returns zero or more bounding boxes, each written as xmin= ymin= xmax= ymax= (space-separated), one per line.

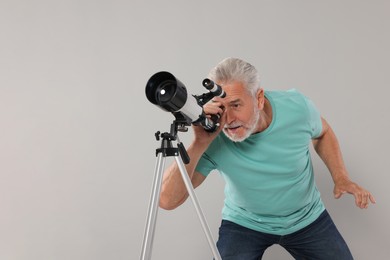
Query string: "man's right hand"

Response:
xmin=193 ymin=100 xmax=226 ymax=146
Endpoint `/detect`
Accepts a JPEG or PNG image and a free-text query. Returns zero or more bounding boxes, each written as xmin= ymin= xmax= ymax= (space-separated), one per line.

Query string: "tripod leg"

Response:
xmin=175 ymin=156 xmax=222 ymax=260
xmin=140 ymin=152 xmax=166 ymax=260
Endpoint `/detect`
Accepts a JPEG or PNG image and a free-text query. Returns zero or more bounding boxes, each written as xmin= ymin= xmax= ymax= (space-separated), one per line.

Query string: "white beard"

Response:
xmin=223 ymin=109 xmax=260 ymax=142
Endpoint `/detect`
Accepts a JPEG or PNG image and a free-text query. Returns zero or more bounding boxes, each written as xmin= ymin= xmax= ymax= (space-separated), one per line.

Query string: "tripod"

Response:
xmin=140 ymin=119 xmax=222 ymax=260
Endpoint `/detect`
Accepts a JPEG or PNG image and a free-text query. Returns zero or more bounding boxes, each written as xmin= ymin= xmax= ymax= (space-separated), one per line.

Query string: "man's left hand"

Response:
xmin=334 ymin=179 xmax=376 ymax=209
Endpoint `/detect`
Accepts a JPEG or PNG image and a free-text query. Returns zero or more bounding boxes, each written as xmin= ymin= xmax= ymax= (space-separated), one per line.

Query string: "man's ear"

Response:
xmin=256 ymin=88 xmax=265 ymax=110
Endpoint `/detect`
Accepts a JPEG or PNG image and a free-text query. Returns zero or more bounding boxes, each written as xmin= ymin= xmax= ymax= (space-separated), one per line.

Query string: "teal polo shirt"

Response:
xmin=195 ymin=89 xmax=325 ymax=235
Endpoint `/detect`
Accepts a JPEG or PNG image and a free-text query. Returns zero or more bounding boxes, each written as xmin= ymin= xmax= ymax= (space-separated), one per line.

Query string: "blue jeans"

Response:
xmin=216 ymin=210 xmax=353 ymax=260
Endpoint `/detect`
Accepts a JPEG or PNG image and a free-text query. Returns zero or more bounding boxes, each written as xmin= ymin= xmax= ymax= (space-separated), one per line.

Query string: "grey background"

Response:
xmin=0 ymin=0 xmax=389 ymax=259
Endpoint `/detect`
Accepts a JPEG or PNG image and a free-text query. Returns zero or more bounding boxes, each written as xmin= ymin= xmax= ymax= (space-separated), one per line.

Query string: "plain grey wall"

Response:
xmin=1 ymin=0 xmax=389 ymax=259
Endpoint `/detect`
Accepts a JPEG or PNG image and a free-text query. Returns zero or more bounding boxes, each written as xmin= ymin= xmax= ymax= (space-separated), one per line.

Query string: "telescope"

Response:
xmin=141 ymin=71 xmax=224 ymax=260
xmin=145 ymin=71 xmax=226 ymax=132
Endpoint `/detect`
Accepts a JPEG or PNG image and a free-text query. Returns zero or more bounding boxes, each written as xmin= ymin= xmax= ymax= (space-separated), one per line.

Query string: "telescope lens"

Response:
xmin=156 ymin=81 xmax=176 ymax=103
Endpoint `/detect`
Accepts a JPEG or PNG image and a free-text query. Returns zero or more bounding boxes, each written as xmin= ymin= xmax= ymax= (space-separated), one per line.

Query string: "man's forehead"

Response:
xmin=213 ymin=96 xmax=241 ymax=104
xmin=212 ymin=83 xmax=249 ymax=103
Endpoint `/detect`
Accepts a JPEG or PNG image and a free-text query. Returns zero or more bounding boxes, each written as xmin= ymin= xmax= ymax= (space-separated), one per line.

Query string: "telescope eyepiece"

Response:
xmin=202 ymin=78 xmax=213 ymax=89
xmin=202 ymin=79 xmax=226 ymax=98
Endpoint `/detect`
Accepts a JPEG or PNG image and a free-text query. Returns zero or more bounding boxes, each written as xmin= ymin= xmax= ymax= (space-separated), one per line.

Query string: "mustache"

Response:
xmin=224 ymin=121 xmax=244 ymax=129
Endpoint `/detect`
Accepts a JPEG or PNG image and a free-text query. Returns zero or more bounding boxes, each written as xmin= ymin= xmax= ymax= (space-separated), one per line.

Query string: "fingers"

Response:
xmin=192 ymin=100 xmax=225 ymax=140
xmin=334 ymin=182 xmax=376 ymax=209
xmin=203 ymin=101 xmax=224 ymax=116
xmin=354 ymin=190 xmax=376 ymax=209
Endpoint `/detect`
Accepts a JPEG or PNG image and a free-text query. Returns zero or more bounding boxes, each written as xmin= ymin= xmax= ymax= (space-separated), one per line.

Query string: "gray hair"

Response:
xmin=208 ymin=57 xmax=261 ymax=97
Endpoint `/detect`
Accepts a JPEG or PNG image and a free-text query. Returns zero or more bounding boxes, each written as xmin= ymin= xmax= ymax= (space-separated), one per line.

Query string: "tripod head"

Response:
xmin=155 ymin=116 xmax=191 ymax=164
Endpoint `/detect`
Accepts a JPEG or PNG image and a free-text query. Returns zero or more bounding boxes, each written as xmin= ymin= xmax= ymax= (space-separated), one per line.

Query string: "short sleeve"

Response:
xmin=303 ymin=96 xmax=323 ymax=138
xmin=195 ymin=152 xmax=217 ymax=177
